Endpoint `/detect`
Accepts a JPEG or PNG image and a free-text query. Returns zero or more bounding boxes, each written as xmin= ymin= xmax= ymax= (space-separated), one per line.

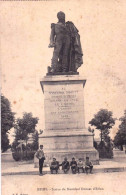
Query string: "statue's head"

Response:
xmin=57 ymin=11 xmax=65 ymax=21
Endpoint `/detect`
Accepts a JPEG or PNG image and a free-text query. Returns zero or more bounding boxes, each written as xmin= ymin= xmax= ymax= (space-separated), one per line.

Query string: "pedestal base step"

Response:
xmin=34 ymin=148 xmax=99 ymax=168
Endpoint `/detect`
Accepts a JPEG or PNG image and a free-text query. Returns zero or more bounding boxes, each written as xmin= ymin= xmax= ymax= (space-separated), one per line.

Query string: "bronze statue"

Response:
xmin=48 ymin=11 xmax=83 ymax=75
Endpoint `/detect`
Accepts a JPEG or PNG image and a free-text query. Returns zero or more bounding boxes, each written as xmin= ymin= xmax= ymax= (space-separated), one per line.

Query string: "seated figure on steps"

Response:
xmin=60 ymin=157 xmax=70 ymax=173
xmin=50 ymin=158 xmax=59 ymax=174
xmin=70 ymin=157 xmax=77 ymax=174
xmin=77 ymin=158 xmax=84 ymax=173
xmin=85 ymin=157 xmax=93 ymax=174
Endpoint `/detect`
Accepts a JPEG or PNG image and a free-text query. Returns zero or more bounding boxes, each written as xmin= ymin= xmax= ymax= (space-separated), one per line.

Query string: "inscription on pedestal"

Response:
xmin=37 ymin=76 xmax=99 ymax=165
xmin=44 ymin=83 xmax=85 ymax=130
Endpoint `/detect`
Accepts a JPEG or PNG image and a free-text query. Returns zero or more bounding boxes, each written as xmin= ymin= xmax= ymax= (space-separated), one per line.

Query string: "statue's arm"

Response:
xmin=48 ymin=23 xmax=55 ymax=48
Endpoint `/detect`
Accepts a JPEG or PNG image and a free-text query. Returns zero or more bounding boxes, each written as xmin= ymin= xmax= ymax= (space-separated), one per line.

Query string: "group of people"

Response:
xmin=50 ymin=157 xmax=93 ymax=174
xmin=36 ymin=145 xmax=93 ymax=176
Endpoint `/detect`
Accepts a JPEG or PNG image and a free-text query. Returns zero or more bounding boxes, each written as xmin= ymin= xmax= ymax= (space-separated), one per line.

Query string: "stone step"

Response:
xmin=2 ymin=166 xmax=126 ymax=176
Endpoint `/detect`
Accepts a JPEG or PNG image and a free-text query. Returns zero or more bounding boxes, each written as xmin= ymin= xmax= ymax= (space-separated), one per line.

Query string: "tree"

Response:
xmin=31 ymin=129 xmax=43 ymax=150
xmin=89 ymin=109 xmax=115 ymax=143
xmin=114 ymin=110 xmax=126 ymax=148
xmin=14 ymin=112 xmax=39 ymax=141
xmin=1 ymin=95 xmax=15 ymax=152
xmin=89 ymin=109 xmax=116 ymax=158
xmin=114 ymin=132 xmax=123 ymax=149
xmin=31 ymin=130 xmax=39 ymax=151
xmin=12 ymin=112 xmax=39 ymax=159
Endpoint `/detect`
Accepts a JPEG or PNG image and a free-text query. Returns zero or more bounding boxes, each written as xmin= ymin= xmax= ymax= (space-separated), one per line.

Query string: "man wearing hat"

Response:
xmin=77 ymin=158 xmax=84 ymax=173
xmin=61 ymin=157 xmax=70 ymax=173
xmin=36 ymin=145 xmax=45 ymax=176
xmin=85 ymin=157 xmax=93 ymax=174
xmin=70 ymin=157 xmax=77 ymax=174
xmin=50 ymin=158 xmax=59 ymax=174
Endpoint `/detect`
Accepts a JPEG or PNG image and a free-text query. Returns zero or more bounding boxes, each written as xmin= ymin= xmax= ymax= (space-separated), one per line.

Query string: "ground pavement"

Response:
xmin=1 ymin=149 xmax=126 ymax=195
xmin=2 ymin=172 xmax=126 ymax=195
xmin=1 ymin=149 xmax=126 ymax=176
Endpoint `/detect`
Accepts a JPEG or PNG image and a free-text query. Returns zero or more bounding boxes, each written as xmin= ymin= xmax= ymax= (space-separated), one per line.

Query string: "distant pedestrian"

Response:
xmin=36 ymin=145 xmax=45 ymax=176
xmin=70 ymin=157 xmax=77 ymax=174
xmin=50 ymin=158 xmax=59 ymax=174
xmin=85 ymin=157 xmax=93 ymax=174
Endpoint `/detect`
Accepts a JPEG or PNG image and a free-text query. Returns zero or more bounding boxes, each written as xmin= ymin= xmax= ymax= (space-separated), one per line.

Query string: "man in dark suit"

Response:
xmin=70 ymin=157 xmax=77 ymax=174
xmin=50 ymin=158 xmax=59 ymax=174
xmin=85 ymin=157 xmax=93 ymax=174
xmin=61 ymin=157 xmax=70 ymax=173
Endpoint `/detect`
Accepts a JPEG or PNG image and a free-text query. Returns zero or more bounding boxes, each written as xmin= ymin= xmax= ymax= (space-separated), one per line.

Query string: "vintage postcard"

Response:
xmin=1 ymin=0 xmax=126 ymax=195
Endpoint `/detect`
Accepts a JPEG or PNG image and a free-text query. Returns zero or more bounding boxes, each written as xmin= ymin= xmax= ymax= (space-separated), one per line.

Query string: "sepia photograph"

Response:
xmin=1 ymin=0 xmax=126 ymax=195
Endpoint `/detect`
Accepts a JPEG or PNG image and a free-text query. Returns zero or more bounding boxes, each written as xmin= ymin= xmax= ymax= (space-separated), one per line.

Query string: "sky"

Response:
xmin=1 ymin=0 xmax=126 ymax=142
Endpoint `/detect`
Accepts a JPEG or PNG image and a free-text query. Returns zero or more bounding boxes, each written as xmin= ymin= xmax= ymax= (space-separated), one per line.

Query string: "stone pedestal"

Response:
xmin=35 ymin=75 xmax=99 ymax=167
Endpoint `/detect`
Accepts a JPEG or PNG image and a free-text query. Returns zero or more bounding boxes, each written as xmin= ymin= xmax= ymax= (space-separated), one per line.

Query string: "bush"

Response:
xmin=12 ymin=150 xmax=36 ymax=161
xmin=12 ymin=141 xmax=37 ymax=161
xmin=98 ymin=141 xmax=113 ymax=159
xmin=12 ymin=151 xmax=21 ymax=161
xmin=23 ymin=151 xmax=35 ymax=160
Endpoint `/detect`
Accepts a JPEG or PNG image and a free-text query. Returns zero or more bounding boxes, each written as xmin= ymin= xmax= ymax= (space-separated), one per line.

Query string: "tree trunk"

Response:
xmin=26 ymin=139 xmax=27 ymax=160
xmin=101 ymin=130 xmax=103 ymax=142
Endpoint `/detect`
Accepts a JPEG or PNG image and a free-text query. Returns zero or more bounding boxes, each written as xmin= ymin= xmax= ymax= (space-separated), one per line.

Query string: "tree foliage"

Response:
xmin=12 ymin=112 xmax=39 ymax=161
xmin=14 ymin=112 xmax=39 ymax=141
xmin=89 ymin=109 xmax=115 ymax=158
xmin=89 ymin=109 xmax=115 ymax=142
xmin=31 ymin=130 xmax=39 ymax=151
xmin=114 ymin=110 xmax=126 ymax=147
xmin=1 ymin=95 xmax=15 ymax=152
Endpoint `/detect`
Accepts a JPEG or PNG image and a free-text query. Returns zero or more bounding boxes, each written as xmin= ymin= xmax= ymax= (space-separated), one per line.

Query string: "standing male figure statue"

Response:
xmin=48 ymin=11 xmax=83 ymax=74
